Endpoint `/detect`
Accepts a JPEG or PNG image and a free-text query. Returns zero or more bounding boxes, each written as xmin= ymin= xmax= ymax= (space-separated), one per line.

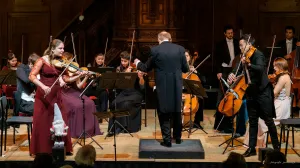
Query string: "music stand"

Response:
xmin=72 ymin=79 xmax=104 ymax=149
xmin=88 ymin=67 xmax=116 ymax=73
xmin=182 ymin=79 xmax=208 ymax=137
xmin=94 ymin=110 xmax=130 ymax=163
xmin=98 ymin=72 xmax=137 ymax=138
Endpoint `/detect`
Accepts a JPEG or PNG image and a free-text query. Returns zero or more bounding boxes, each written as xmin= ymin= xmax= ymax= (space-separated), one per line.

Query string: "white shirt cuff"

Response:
xmin=135 ymin=60 xmax=141 ymax=67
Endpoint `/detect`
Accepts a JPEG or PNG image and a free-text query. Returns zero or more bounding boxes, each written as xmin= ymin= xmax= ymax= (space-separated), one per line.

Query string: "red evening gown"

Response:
xmin=29 ymin=58 xmax=72 ymax=155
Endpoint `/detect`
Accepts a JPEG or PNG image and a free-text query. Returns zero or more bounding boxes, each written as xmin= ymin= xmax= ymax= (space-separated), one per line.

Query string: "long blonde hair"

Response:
xmin=43 ymin=39 xmax=63 ymax=65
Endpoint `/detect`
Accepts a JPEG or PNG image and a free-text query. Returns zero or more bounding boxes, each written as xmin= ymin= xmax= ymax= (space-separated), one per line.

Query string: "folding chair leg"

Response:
xmin=292 ymin=126 xmax=295 ymax=148
xmin=144 ymin=108 xmax=147 ymax=127
xmin=4 ymin=123 xmax=7 ymax=151
xmin=13 ymin=126 xmax=15 ymax=144
xmin=27 ymin=124 xmax=31 ymax=155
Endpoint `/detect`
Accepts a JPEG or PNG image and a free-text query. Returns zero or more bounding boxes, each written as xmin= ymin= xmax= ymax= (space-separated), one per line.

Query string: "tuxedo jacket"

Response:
xmin=215 ymin=38 xmax=240 ymax=74
xmin=276 ymin=38 xmax=298 ymax=58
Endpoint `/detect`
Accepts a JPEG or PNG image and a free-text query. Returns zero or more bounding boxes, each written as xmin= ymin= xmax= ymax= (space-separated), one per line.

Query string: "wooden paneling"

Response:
xmin=139 ymin=0 xmax=167 ymax=26
xmin=7 ymin=12 xmax=50 ymax=62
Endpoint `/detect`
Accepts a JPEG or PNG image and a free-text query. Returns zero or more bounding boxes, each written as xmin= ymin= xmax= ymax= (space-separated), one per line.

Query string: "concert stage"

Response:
xmin=0 ymin=110 xmax=299 ymax=168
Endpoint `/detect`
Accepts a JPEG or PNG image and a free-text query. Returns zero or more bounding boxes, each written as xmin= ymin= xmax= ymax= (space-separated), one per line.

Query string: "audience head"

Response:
xmin=223 ymin=152 xmax=247 ymax=168
xmin=263 ymin=150 xmax=286 ymax=168
xmin=32 ymin=153 xmax=55 ymax=168
xmin=75 ymin=145 xmax=96 ymax=167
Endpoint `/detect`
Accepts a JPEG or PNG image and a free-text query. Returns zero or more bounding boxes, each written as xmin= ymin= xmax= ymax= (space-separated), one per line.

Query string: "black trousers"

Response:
xmin=85 ymin=87 xmax=108 ymax=112
xmin=247 ymin=84 xmax=279 ymax=150
xmin=158 ymin=111 xmax=182 ymax=142
xmin=194 ymin=98 xmax=204 ymax=124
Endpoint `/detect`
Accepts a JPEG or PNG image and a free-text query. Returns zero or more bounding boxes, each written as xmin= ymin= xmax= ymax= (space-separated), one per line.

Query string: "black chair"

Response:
xmin=0 ymin=96 xmax=32 ymax=155
xmin=279 ymin=118 xmax=300 ymax=157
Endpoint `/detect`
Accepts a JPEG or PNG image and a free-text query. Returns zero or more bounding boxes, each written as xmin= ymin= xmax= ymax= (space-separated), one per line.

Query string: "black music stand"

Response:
xmin=72 ymin=79 xmax=104 ymax=149
xmin=182 ymin=79 xmax=208 ymax=137
xmin=98 ymin=72 xmax=137 ymax=138
xmin=94 ymin=110 xmax=130 ymax=163
xmin=87 ymin=67 xmax=116 ymax=73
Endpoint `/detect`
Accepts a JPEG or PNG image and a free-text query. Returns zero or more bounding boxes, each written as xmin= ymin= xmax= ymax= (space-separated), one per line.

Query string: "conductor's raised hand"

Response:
xmin=134 ymin=58 xmax=140 ymax=65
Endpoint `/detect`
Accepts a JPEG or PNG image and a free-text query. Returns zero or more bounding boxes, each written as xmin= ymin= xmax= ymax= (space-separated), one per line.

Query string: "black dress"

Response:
xmin=107 ymin=70 xmax=144 ymax=134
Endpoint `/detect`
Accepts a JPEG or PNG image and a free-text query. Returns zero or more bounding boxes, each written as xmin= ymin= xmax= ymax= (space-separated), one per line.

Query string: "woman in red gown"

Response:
xmin=29 ymin=39 xmax=73 ymax=156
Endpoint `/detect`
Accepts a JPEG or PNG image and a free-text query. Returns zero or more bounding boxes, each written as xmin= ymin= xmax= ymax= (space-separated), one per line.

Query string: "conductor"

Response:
xmin=134 ymin=31 xmax=189 ymax=147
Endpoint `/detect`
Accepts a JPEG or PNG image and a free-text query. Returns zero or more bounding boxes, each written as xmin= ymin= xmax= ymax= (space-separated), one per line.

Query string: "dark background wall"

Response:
xmin=1 ymin=0 xmax=299 ymax=87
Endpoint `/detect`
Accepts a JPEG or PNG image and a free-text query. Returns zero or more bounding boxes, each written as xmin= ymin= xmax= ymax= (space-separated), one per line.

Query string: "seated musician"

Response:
xmin=107 ymin=51 xmax=145 ymax=137
xmin=15 ymin=53 xmax=40 ymax=115
xmin=61 ymin=52 xmax=102 ymax=138
xmin=2 ymin=52 xmax=19 ymax=70
xmin=243 ymin=57 xmax=291 ymax=148
xmin=85 ymin=53 xmax=109 ymax=113
xmin=184 ymin=49 xmax=204 ymax=128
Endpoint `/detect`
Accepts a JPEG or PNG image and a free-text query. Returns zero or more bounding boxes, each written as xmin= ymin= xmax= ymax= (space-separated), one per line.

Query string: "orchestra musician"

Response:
xmin=85 ymin=53 xmax=109 ymax=113
xmin=243 ymin=57 xmax=292 ymax=148
xmin=61 ymin=52 xmax=102 ymax=138
xmin=107 ymin=51 xmax=145 ymax=137
xmin=15 ymin=53 xmax=40 ymax=115
xmin=276 ymin=26 xmax=300 ymax=59
xmin=2 ymin=52 xmax=20 ymax=70
xmin=227 ymin=34 xmax=280 ymax=157
xmin=134 ymin=31 xmax=189 ymax=147
xmin=184 ymin=49 xmax=204 ymax=128
xmin=29 ymin=39 xmax=73 ymax=156
xmin=214 ymin=25 xmax=247 ymax=135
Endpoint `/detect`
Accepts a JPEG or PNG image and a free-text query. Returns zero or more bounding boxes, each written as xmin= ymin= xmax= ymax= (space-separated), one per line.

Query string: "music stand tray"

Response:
xmin=182 ymin=79 xmax=208 ymax=137
xmin=88 ymin=67 xmax=116 ymax=73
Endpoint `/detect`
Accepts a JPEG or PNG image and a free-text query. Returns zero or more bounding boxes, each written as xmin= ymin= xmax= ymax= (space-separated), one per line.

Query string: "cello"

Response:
xmin=182 ymin=54 xmax=210 ymax=126
xmin=218 ymin=35 xmax=255 ymax=116
xmin=286 ymin=43 xmax=300 ymax=107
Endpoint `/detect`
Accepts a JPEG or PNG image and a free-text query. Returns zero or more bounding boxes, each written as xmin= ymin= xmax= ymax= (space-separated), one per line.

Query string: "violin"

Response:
xmin=52 ymin=57 xmax=101 ymax=77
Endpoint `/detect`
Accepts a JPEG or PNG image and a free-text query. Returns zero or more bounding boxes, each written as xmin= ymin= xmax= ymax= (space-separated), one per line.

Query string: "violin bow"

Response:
xmin=44 ymin=34 xmax=77 ymax=98
xmin=267 ymin=35 xmax=276 ymax=74
xmin=129 ymin=30 xmax=135 ymax=64
xmin=71 ymin=33 xmax=77 ymax=63
xmin=103 ymin=37 xmax=108 ymax=67
xmin=186 ymin=54 xmax=211 ymax=79
xmin=21 ymin=34 xmax=24 ymax=63
xmin=63 ymin=36 xmax=67 ymax=44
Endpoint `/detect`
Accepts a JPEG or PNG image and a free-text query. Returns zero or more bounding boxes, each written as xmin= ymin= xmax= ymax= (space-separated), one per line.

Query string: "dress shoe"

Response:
xmin=160 ymin=141 xmax=172 ymax=147
xmin=175 ymin=139 xmax=183 ymax=144
xmin=234 ymin=133 xmax=242 ymax=138
xmin=243 ymin=148 xmax=256 ymax=157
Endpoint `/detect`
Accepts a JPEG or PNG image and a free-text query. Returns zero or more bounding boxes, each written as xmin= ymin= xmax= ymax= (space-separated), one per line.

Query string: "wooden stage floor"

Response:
xmin=0 ymin=109 xmax=299 ymax=163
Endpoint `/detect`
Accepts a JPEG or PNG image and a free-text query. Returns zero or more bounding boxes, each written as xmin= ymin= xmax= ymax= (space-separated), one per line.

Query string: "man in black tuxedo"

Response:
xmin=214 ymin=25 xmax=241 ymax=134
xmin=228 ymin=34 xmax=279 ymax=157
xmin=276 ymin=26 xmax=300 ymax=59
xmin=134 ymin=31 xmax=189 ymax=147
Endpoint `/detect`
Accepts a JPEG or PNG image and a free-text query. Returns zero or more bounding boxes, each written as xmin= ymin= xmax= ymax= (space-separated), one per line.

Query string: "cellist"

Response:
xmin=227 ymin=34 xmax=280 ymax=157
xmin=184 ymin=49 xmax=204 ymax=128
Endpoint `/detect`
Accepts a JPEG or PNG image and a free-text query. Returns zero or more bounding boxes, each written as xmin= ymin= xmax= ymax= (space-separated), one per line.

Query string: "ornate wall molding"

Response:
xmin=259 ymin=0 xmax=300 ymax=12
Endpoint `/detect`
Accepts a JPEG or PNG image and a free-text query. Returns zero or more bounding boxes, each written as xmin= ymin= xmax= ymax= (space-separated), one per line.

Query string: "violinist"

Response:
xmin=107 ymin=51 xmax=145 ymax=137
xmin=85 ymin=53 xmax=109 ymax=113
xmin=60 ymin=52 xmax=102 ymax=138
xmin=243 ymin=57 xmax=291 ymax=148
xmin=2 ymin=52 xmax=20 ymax=70
xmin=29 ymin=39 xmax=73 ymax=156
xmin=87 ymin=53 xmax=106 ymax=67
xmin=227 ymin=34 xmax=279 ymax=157
xmin=185 ymin=49 xmax=204 ymax=128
